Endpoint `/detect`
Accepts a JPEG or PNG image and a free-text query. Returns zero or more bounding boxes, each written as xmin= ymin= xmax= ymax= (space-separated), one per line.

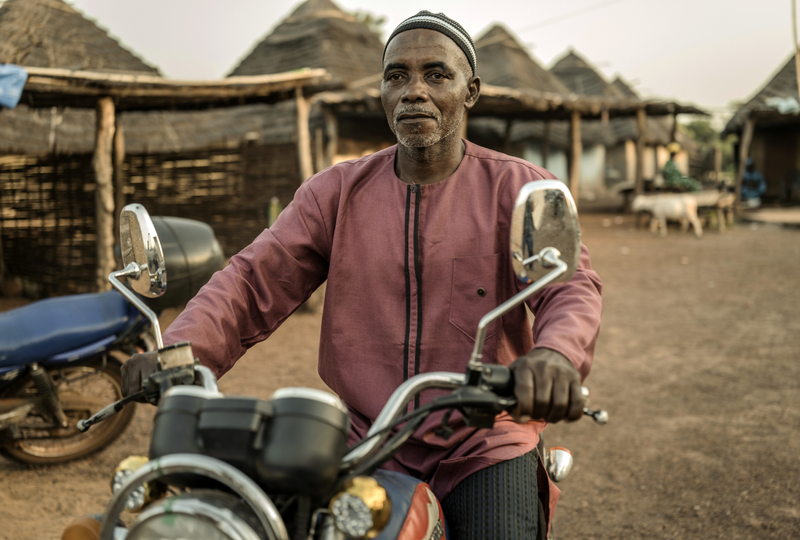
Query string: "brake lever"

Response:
xmin=77 ymin=390 xmax=145 ymax=432
xmin=77 ymin=363 xmax=209 ymax=433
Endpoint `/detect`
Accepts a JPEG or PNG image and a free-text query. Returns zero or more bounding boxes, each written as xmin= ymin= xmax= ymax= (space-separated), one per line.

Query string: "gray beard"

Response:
xmin=392 ymin=108 xmax=460 ymax=148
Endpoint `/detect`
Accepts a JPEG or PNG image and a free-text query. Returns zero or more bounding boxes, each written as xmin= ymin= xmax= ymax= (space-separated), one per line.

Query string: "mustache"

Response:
xmin=394 ymin=106 xmax=441 ymax=122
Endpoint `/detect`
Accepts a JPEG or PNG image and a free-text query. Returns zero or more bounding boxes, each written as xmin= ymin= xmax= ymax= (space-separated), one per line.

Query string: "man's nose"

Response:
xmin=401 ymin=74 xmax=428 ymax=102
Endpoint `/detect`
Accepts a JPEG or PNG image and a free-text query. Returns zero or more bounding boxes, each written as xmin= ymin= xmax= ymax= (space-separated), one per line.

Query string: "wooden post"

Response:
xmin=295 ymin=87 xmax=314 ymax=182
xmin=323 ymin=106 xmax=338 ymax=168
xmin=542 ymin=121 xmax=550 ymax=169
xmin=113 ymin=116 xmax=126 ymax=270
xmin=670 ymin=112 xmax=678 ymax=142
xmin=635 ymin=107 xmax=647 ymax=196
xmin=735 ymin=116 xmax=756 ymax=210
xmin=569 ymin=110 xmax=582 ymax=201
xmin=654 ymin=146 xmax=660 ymax=179
xmin=714 ymin=143 xmax=722 ymax=184
xmin=93 ymin=97 xmax=116 ymax=292
xmin=461 ymin=111 xmax=468 ymax=140
xmin=601 ymin=107 xmax=609 ymax=126
xmin=503 ymin=119 xmax=513 ymax=154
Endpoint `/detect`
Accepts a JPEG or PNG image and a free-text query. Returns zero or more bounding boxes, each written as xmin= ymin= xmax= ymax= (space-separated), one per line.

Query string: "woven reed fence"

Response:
xmin=0 ymin=143 xmax=299 ymax=296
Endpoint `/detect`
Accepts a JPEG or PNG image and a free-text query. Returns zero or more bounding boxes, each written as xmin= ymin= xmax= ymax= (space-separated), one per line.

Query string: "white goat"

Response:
xmin=631 ymin=194 xmax=703 ymax=238
xmin=687 ymin=189 xmax=735 ymax=232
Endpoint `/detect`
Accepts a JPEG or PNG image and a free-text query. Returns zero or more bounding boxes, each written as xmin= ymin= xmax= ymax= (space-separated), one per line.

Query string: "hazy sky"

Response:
xmin=65 ymin=0 xmax=794 ymax=116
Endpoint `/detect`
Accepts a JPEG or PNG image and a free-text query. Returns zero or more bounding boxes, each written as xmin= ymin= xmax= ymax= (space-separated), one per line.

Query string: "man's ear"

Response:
xmin=465 ymin=76 xmax=481 ymax=111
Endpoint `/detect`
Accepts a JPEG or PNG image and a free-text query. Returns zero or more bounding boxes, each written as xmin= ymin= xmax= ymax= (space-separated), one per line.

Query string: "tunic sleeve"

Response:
xmin=161 ymin=179 xmax=334 ymax=377
xmin=524 ymin=244 xmax=602 ymax=381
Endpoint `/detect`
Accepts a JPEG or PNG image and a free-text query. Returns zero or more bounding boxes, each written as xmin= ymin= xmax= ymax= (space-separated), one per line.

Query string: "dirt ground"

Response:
xmin=1 ymin=212 xmax=799 ymax=540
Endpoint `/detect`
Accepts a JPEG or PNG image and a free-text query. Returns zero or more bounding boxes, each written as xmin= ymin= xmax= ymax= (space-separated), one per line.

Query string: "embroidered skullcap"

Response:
xmin=383 ymin=11 xmax=477 ymax=75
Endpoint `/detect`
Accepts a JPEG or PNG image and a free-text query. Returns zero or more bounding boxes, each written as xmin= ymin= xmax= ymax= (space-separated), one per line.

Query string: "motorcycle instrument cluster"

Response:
xmin=149 ymin=386 xmax=350 ymax=496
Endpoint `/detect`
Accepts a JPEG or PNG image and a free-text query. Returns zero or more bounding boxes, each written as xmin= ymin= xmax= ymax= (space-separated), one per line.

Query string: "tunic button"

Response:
xmin=477 ymin=287 xmax=486 ymax=297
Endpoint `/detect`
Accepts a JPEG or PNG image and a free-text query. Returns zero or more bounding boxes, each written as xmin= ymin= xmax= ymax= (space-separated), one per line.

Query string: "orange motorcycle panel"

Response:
xmin=397 ymin=483 xmax=446 ymax=540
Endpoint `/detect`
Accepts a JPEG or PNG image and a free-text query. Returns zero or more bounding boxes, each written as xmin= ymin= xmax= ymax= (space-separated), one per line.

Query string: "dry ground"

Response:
xmin=1 ymin=213 xmax=798 ymax=539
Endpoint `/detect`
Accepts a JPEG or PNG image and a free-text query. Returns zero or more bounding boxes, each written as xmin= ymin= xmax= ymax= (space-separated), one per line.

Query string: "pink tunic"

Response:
xmin=163 ymin=140 xmax=602 ymax=523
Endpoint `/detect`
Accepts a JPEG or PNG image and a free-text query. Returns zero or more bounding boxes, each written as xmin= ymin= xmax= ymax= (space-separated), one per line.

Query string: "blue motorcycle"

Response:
xmin=0 ymin=215 xmax=224 ymax=464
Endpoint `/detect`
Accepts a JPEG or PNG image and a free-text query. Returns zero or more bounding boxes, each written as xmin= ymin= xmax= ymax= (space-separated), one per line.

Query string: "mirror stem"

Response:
xmin=468 ymin=248 xmax=567 ymax=369
xmin=109 ymin=263 xmax=164 ymax=350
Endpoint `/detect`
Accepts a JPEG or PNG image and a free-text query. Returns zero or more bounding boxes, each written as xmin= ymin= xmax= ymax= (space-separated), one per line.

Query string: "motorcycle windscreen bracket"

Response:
xmin=468 ymin=180 xmax=581 ymax=369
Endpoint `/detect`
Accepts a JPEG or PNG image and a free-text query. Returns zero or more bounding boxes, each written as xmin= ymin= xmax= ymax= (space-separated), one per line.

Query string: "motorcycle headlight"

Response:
xmin=111 ymin=456 xmax=164 ymax=512
xmin=329 ymin=476 xmax=391 ymax=539
xmin=127 ymin=492 xmax=262 ymax=540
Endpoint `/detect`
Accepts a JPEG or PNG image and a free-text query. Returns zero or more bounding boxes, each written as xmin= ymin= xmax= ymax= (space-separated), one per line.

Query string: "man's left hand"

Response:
xmin=509 ymin=347 xmax=584 ymax=423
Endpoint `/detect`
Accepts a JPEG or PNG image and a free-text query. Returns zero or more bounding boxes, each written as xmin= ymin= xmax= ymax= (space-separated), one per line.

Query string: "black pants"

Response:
xmin=441 ymin=449 xmax=541 ymax=540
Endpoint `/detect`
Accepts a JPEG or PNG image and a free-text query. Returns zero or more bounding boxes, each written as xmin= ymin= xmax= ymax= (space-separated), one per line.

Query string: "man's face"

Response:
xmin=381 ymin=29 xmax=475 ymax=148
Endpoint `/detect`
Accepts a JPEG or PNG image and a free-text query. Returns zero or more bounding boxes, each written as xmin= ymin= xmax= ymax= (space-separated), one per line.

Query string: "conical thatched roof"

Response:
xmin=724 ymin=54 xmax=799 ymax=135
xmin=0 ymin=0 xmax=158 ymax=74
xmin=475 ymin=24 xmax=571 ymax=96
xmin=0 ymin=0 xmax=295 ymax=155
xmin=227 ymin=0 xmax=383 ymax=87
xmin=550 ymin=50 xmax=622 ymax=99
xmin=611 ymin=76 xmax=640 ymax=100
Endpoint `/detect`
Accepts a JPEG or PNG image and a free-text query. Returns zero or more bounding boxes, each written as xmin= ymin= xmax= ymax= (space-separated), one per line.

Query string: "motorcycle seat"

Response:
xmin=0 ymin=291 xmax=141 ymax=366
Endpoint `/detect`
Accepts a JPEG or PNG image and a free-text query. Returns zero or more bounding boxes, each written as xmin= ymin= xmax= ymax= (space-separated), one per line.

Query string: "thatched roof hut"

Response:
xmin=228 ymin=0 xmax=383 ymax=88
xmin=611 ymin=76 xmax=640 ymax=100
xmin=0 ymin=0 xmax=158 ymax=74
xmin=0 ymin=0 xmax=333 ymax=296
xmin=0 ymin=0 xmax=312 ymax=156
xmin=723 ymin=54 xmax=800 ymax=202
xmin=0 ymin=0 xmax=155 ymax=155
xmin=724 ymin=54 xmax=799 ymax=135
xmin=475 ymin=24 xmax=571 ymax=96
xmin=550 ymin=49 xmax=692 ymax=148
xmin=550 ymin=50 xmax=625 ymax=99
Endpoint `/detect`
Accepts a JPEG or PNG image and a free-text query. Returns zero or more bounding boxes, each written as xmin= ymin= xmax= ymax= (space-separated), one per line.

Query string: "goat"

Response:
xmin=631 ymin=194 xmax=703 ymax=238
xmin=687 ymin=189 xmax=735 ymax=232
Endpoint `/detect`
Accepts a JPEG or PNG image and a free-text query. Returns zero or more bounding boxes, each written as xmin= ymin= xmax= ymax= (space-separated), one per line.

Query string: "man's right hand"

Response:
xmin=121 ymin=350 xmax=160 ymax=399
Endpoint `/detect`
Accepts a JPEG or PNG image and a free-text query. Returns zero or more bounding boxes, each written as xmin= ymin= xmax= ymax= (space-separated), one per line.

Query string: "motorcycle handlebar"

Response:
xmin=341 ymin=365 xmax=606 ymax=470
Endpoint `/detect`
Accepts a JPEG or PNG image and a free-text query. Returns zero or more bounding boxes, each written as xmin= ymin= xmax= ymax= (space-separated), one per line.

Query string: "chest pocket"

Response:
xmin=449 ymin=253 xmax=503 ymax=341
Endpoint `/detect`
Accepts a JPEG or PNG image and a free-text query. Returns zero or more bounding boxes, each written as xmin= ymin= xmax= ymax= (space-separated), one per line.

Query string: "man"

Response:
xmin=741 ymin=157 xmax=766 ymax=207
xmin=662 ymin=143 xmax=701 ymax=192
xmin=123 ymin=11 xmax=602 ymax=539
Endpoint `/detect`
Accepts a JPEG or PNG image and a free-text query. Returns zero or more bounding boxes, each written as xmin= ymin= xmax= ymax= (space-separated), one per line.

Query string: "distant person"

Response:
xmin=741 ymin=158 xmax=766 ymax=208
xmin=662 ymin=143 xmax=701 ymax=192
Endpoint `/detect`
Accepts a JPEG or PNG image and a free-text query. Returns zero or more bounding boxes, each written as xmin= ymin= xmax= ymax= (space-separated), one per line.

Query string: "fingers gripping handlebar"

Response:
xmin=466 ymin=364 xmax=607 ymax=425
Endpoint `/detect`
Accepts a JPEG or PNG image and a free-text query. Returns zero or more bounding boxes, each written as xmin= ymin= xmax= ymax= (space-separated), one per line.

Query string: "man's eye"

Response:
xmin=429 ymin=73 xmax=445 ymax=80
xmin=386 ymin=73 xmax=403 ymax=81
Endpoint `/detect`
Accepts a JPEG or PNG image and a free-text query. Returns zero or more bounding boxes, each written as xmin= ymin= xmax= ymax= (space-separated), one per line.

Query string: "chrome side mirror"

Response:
xmin=119 ymin=204 xmax=167 ymax=297
xmin=467 ymin=181 xmax=582 ymax=368
xmin=109 ymin=204 xmax=168 ymax=350
xmin=510 ymin=180 xmax=580 ymax=285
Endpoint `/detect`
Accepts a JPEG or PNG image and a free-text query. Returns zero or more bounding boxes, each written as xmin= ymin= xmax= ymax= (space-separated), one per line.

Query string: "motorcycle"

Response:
xmin=0 ymin=215 xmax=224 ymax=464
xmin=63 ymin=184 xmax=606 ymax=540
